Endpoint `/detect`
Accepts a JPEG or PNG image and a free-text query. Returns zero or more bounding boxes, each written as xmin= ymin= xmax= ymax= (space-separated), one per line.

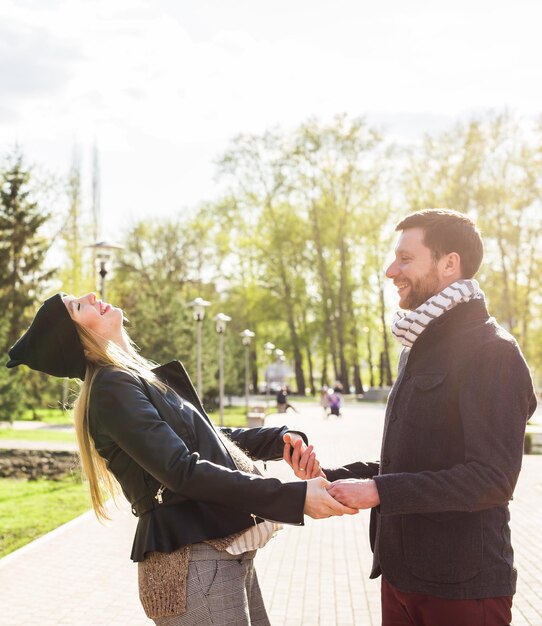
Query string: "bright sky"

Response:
xmin=1 ymin=0 xmax=541 ymax=239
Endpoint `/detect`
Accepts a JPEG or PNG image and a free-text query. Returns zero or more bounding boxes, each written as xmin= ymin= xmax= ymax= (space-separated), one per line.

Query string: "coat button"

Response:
xmin=390 ymin=413 xmax=397 ymax=422
xmin=403 ymin=371 xmax=411 ymax=380
xmin=382 ymin=457 xmax=390 ymax=466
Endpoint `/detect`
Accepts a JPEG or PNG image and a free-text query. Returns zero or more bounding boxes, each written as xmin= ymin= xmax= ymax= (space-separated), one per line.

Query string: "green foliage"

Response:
xmin=0 ymin=314 xmax=23 ymax=421
xmin=112 ymin=219 xmax=203 ymax=364
xmin=0 ymin=150 xmax=55 ymax=347
xmin=0 ymin=367 xmax=24 ymax=422
xmin=18 ymin=407 xmax=72 ymax=424
xmin=215 ymin=115 xmax=397 ymax=393
xmin=2 ymin=110 xmax=542 ymax=410
xmin=110 ymin=217 xmax=230 ymax=400
xmin=403 ymin=111 xmax=542 ymax=377
xmin=0 ymin=150 xmax=57 ymax=418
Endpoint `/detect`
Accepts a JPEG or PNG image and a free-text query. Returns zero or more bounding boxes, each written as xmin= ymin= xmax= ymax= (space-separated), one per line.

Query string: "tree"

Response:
xmin=0 ymin=149 xmax=56 ymax=419
xmin=403 ymin=111 xmax=542 ymax=375
xmin=56 ymin=145 xmax=94 ymax=296
xmin=215 ymin=116 xmax=399 ymax=393
xmin=0 ymin=150 xmax=55 ymax=347
xmin=0 ymin=315 xmax=23 ymax=422
xmin=113 ymin=220 xmax=197 ymax=361
xmin=289 ymin=115 xmax=395 ymax=391
xmin=110 ymin=214 xmax=232 ymax=404
xmin=217 ymin=132 xmax=311 ymax=394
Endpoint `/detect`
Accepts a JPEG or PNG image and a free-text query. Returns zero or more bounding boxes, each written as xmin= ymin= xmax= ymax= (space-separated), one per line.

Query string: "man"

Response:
xmin=326 ymin=209 xmax=537 ymax=625
xmin=276 ymin=385 xmax=298 ymax=413
xmin=276 ymin=385 xmax=289 ymax=413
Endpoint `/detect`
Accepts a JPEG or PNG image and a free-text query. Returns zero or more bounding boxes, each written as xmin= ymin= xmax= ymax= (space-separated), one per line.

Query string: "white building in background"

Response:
xmin=261 ymin=360 xmax=294 ymax=393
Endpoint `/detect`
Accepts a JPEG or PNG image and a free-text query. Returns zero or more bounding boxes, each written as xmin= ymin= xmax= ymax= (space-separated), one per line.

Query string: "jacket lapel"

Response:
xmin=152 ymin=360 xmax=207 ymax=417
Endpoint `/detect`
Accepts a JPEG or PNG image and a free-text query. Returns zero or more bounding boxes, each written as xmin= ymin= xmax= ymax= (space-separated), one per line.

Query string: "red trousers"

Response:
xmin=381 ymin=578 xmax=513 ymax=626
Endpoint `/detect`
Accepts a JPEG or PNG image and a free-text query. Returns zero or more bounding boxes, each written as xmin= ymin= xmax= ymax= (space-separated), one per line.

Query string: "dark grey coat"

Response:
xmin=326 ymin=299 xmax=537 ymax=599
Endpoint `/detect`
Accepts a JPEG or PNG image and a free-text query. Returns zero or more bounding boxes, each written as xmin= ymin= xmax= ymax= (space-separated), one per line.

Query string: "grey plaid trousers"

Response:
xmin=154 ymin=543 xmax=271 ymax=626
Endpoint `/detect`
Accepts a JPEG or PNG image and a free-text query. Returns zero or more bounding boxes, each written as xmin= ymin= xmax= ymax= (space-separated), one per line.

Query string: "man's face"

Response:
xmin=385 ymin=228 xmax=445 ymax=310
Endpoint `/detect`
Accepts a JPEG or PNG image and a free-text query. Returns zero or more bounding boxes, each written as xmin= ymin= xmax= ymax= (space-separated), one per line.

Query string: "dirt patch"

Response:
xmin=0 ymin=449 xmax=80 ymax=479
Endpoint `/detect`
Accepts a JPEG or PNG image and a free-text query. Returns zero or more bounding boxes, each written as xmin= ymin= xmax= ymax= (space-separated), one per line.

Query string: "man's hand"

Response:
xmin=326 ymin=479 xmax=380 ymax=509
xmin=303 ymin=477 xmax=359 ymax=519
xmin=283 ymin=433 xmax=325 ymax=479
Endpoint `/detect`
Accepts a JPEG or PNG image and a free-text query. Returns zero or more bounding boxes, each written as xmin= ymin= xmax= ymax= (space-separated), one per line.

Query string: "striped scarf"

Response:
xmin=391 ymin=279 xmax=484 ymax=348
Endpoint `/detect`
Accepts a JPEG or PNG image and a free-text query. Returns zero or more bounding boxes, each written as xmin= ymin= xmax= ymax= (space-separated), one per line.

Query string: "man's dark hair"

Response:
xmin=396 ymin=208 xmax=484 ymax=278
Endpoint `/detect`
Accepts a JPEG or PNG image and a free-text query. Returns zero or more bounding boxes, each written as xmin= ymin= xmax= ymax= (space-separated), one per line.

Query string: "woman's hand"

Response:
xmin=303 ymin=477 xmax=359 ymax=518
xmin=283 ymin=433 xmax=326 ymax=479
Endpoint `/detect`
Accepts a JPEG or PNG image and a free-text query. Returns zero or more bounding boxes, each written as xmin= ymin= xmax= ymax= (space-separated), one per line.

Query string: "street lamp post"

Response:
xmin=86 ymin=241 xmax=124 ymax=300
xmin=189 ymin=297 xmax=211 ymax=398
xmin=363 ymin=326 xmax=375 ymax=388
xmin=263 ymin=342 xmax=275 ymax=409
xmin=274 ymin=348 xmax=286 ymax=399
xmin=215 ymin=313 xmax=232 ymax=427
xmin=240 ymin=329 xmax=255 ymax=416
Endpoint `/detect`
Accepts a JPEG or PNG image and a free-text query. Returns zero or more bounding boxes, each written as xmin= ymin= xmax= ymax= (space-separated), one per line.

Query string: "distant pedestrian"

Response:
xmin=320 ymin=386 xmax=330 ymax=417
xmin=328 ymin=387 xmax=342 ymax=417
xmin=276 ymin=385 xmax=297 ymax=413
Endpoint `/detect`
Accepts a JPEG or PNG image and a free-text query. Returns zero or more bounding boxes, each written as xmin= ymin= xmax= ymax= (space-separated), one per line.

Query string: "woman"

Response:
xmin=7 ymin=292 xmax=355 ymax=625
xmin=320 ymin=386 xmax=330 ymax=418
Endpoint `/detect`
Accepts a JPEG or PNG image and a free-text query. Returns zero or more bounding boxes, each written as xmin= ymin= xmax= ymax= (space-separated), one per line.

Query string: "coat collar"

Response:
xmin=151 ymin=360 xmax=205 ymax=415
xmin=430 ymin=297 xmax=489 ymax=328
xmin=409 ymin=298 xmax=491 ymax=358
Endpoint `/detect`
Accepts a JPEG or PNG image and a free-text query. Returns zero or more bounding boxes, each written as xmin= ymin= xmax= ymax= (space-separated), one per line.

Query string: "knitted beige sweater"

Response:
xmin=138 ymin=433 xmax=261 ymax=619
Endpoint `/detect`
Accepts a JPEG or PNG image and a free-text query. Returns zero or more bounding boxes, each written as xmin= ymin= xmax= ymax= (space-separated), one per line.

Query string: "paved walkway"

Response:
xmin=1 ymin=402 xmax=541 ymax=625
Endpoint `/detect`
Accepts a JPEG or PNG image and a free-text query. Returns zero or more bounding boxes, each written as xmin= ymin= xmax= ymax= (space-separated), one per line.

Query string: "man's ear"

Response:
xmin=440 ymin=252 xmax=461 ymax=278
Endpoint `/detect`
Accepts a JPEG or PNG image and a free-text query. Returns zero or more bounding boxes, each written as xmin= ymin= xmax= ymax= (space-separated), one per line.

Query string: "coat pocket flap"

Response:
xmin=413 ymin=372 xmax=447 ymax=391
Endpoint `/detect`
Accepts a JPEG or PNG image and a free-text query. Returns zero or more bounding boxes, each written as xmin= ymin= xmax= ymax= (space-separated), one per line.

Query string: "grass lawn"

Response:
xmin=19 ymin=408 xmax=74 ymax=425
xmin=1 ymin=406 xmax=249 ymax=445
xmin=18 ymin=405 xmax=251 ymax=426
xmin=207 ymin=406 xmax=247 ymax=428
xmin=0 ymin=474 xmax=91 ymax=558
xmin=0 ymin=429 xmax=76 ymax=443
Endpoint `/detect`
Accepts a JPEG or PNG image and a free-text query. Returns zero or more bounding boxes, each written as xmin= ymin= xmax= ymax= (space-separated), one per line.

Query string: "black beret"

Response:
xmin=6 ymin=293 xmax=87 ymax=380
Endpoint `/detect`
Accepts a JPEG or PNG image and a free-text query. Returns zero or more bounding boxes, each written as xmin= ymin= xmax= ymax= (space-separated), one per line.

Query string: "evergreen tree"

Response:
xmin=0 ymin=150 xmax=55 ymax=419
xmin=0 ymin=150 xmax=54 ymax=347
xmin=0 ymin=314 xmax=23 ymax=422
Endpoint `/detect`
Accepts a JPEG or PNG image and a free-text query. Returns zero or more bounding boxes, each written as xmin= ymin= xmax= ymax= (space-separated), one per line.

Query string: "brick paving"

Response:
xmin=1 ymin=402 xmax=541 ymax=625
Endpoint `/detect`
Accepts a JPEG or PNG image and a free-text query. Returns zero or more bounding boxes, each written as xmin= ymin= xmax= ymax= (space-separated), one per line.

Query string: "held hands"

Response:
xmin=282 ymin=434 xmax=362 ymax=518
xmin=326 ymin=478 xmax=380 ymax=510
xmin=303 ymin=477 xmax=359 ymax=519
xmin=282 ymin=433 xmax=326 ymax=479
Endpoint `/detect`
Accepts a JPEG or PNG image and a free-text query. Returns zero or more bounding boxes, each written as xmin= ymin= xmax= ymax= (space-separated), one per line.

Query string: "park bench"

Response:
xmin=524 ymin=418 xmax=542 ymax=454
xmin=247 ymin=405 xmax=266 ymax=428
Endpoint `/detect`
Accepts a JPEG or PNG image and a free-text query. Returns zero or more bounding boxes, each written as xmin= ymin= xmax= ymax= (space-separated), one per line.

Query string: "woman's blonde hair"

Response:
xmin=72 ymin=323 xmax=164 ymax=521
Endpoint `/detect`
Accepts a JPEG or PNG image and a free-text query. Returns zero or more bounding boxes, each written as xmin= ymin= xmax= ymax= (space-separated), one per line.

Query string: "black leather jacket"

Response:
xmin=88 ymin=360 xmax=307 ymax=561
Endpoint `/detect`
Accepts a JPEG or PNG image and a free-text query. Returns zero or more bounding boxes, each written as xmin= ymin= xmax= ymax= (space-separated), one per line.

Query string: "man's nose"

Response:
xmin=385 ymin=262 xmax=397 ymax=279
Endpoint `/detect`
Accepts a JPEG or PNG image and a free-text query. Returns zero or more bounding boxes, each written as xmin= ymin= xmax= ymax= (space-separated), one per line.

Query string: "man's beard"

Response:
xmin=400 ymin=265 xmax=441 ymax=310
